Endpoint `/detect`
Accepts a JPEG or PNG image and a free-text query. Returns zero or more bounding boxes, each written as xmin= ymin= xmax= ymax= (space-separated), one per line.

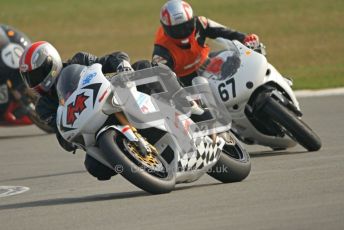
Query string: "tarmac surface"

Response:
xmin=0 ymin=95 xmax=343 ymax=230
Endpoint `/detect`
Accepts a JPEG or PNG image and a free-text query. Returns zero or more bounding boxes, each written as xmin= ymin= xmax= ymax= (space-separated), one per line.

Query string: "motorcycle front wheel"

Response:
xmin=27 ymin=111 xmax=55 ymax=133
xmin=207 ymin=133 xmax=251 ymax=183
xmin=24 ymin=89 xmax=55 ymax=133
xmin=261 ymin=97 xmax=322 ymax=151
xmin=99 ymin=129 xmax=175 ymax=194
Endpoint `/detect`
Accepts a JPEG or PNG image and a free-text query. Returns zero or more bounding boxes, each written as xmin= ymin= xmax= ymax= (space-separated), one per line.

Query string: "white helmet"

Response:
xmin=19 ymin=41 xmax=62 ymax=93
xmin=160 ymin=0 xmax=195 ymax=39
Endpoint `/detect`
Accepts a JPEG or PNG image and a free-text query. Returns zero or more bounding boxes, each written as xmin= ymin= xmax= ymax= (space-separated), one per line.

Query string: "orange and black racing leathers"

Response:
xmin=153 ymin=16 xmax=247 ymax=86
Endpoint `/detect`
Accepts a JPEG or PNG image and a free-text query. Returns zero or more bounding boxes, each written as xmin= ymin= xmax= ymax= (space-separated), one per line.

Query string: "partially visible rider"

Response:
xmin=19 ymin=41 xmax=133 ymax=180
xmin=152 ymin=0 xmax=260 ymax=86
xmin=0 ymin=24 xmax=31 ymax=124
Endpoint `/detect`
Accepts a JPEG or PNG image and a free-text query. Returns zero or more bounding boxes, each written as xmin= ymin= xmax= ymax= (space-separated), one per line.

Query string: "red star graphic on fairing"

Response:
xmin=66 ymin=93 xmax=89 ymax=125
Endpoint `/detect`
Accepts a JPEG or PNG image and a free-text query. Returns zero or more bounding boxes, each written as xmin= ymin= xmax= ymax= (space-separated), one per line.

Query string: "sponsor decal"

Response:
xmin=175 ymin=13 xmax=184 ymax=23
xmin=82 ymin=72 xmax=97 ymax=85
xmin=51 ymin=70 xmax=58 ymax=77
xmin=44 ymin=79 xmax=52 ymax=88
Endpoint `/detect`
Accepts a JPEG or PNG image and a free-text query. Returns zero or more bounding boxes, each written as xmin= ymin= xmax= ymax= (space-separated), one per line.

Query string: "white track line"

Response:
xmin=295 ymin=87 xmax=344 ymax=98
xmin=0 ymin=186 xmax=30 ymax=198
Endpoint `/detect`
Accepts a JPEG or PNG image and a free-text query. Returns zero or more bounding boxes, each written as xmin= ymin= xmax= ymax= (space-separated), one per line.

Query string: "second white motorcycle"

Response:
xmin=194 ymin=38 xmax=321 ymax=151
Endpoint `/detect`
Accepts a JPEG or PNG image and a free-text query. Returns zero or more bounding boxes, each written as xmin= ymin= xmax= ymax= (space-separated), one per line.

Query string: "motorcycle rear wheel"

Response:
xmin=99 ymin=129 xmax=175 ymax=194
xmin=207 ymin=133 xmax=251 ymax=183
xmin=261 ymin=97 xmax=321 ymax=151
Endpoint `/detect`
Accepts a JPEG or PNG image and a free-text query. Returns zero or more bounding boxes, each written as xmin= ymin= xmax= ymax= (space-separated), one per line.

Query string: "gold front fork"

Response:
xmin=114 ymin=112 xmax=156 ymax=155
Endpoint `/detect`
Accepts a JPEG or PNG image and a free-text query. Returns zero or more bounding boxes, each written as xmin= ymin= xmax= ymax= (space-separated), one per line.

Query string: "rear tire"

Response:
xmin=261 ymin=97 xmax=321 ymax=151
xmin=99 ymin=129 xmax=175 ymax=194
xmin=207 ymin=133 xmax=251 ymax=183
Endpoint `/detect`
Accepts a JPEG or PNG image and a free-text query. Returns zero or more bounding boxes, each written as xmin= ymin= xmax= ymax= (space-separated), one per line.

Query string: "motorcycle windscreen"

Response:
xmin=56 ymin=64 xmax=85 ymax=104
xmin=199 ymin=38 xmax=241 ymax=81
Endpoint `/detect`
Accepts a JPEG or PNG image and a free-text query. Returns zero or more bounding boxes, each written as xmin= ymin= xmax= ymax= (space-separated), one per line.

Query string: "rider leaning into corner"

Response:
xmin=0 ymin=24 xmax=31 ymax=123
xmin=152 ymin=0 xmax=261 ymax=86
xmin=19 ymin=41 xmax=137 ymax=181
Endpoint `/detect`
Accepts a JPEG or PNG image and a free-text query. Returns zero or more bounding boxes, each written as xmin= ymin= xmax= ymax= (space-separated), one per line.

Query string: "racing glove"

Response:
xmin=35 ymin=95 xmax=59 ymax=128
xmin=243 ymin=34 xmax=260 ymax=50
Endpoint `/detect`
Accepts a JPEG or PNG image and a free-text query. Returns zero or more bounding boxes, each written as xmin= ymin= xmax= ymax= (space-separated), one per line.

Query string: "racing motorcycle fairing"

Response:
xmin=56 ymin=64 xmax=228 ymax=184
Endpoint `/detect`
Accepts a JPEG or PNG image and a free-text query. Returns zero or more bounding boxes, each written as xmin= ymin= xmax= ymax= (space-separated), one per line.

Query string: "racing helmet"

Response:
xmin=160 ymin=0 xmax=195 ymax=39
xmin=19 ymin=41 xmax=62 ymax=93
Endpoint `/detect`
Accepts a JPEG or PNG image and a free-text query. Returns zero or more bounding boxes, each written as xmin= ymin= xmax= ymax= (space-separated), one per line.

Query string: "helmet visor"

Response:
xmin=21 ymin=58 xmax=53 ymax=88
xmin=162 ymin=18 xmax=195 ymax=39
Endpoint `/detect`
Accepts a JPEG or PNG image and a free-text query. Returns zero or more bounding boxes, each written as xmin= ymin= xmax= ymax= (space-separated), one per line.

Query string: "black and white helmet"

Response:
xmin=160 ymin=0 xmax=195 ymax=39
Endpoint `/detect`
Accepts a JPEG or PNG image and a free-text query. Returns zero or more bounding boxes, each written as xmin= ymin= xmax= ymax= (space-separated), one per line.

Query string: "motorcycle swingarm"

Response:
xmin=245 ymin=86 xmax=301 ymax=137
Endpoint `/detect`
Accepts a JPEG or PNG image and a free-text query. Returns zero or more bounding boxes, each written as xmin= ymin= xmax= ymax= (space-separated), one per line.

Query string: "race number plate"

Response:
xmin=1 ymin=43 xmax=24 ymax=69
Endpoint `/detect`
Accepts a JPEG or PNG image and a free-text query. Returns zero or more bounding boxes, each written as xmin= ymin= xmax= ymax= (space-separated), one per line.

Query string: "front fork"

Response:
xmin=6 ymin=80 xmax=36 ymax=114
xmin=114 ymin=112 xmax=156 ymax=156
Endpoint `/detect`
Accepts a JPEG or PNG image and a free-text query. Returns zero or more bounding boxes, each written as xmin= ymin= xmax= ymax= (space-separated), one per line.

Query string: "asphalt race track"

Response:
xmin=0 ymin=95 xmax=343 ymax=230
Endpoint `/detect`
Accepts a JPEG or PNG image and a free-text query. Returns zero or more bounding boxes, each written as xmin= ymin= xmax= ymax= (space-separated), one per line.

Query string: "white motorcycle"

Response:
xmin=56 ymin=63 xmax=250 ymax=194
xmin=194 ymin=38 xmax=321 ymax=151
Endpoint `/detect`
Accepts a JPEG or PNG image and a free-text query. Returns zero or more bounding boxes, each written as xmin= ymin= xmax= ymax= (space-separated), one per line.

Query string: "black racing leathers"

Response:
xmin=0 ymin=24 xmax=31 ymax=86
xmin=152 ymin=16 xmax=246 ymax=86
xmin=36 ymin=51 xmax=130 ymax=151
xmin=0 ymin=24 xmax=31 ymax=114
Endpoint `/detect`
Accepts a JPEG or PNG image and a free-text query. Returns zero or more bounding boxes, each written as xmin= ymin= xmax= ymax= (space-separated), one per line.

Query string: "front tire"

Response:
xmin=25 ymin=89 xmax=55 ymax=133
xmin=99 ymin=129 xmax=175 ymax=194
xmin=28 ymin=111 xmax=55 ymax=133
xmin=208 ymin=133 xmax=251 ymax=183
xmin=261 ymin=97 xmax=321 ymax=151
